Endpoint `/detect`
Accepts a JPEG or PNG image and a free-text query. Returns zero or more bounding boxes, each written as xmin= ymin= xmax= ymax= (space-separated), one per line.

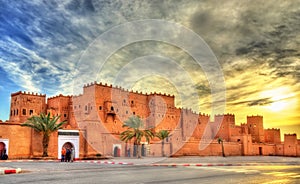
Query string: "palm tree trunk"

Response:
xmin=162 ymin=141 xmax=165 ymax=157
xmin=221 ymin=141 xmax=225 ymax=157
xmin=42 ymin=133 xmax=50 ymax=157
xmin=137 ymin=144 xmax=141 ymax=158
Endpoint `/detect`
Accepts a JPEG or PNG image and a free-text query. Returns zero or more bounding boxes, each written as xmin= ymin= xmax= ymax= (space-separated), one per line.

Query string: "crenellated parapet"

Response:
xmin=48 ymin=94 xmax=72 ymax=100
xmin=266 ymin=128 xmax=280 ymax=131
xmin=198 ymin=112 xmax=210 ymax=118
xmin=284 ymin=133 xmax=297 ymax=136
xmin=82 ymin=81 xmax=176 ymax=98
xmin=11 ymin=91 xmax=46 ymax=97
xmin=247 ymin=115 xmax=263 ymax=118
xmin=215 ymin=113 xmax=235 ymax=116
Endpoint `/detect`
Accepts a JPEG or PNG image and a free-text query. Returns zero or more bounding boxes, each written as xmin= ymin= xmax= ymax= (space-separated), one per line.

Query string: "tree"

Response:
xmin=21 ymin=113 xmax=66 ymax=157
xmin=217 ymin=137 xmax=225 ymax=157
xmin=120 ymin=116 xmax=154 ymax=158
xmin=156 ymin=130 xmax=170 ymax=157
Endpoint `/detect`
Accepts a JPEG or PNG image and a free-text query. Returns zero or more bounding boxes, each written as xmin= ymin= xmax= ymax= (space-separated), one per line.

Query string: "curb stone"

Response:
xmin=0 ymin=168 xmax=22 ymax=175
xmin=149 ymin=162 xmax=298 ymax=167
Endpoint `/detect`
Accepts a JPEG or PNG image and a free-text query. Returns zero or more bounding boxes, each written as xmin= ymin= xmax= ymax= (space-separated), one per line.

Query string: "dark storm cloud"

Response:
xmin=188 ymin=1 xmax=299 ymax=84
xmin=0 ymin=0 xmax=299 ymax=98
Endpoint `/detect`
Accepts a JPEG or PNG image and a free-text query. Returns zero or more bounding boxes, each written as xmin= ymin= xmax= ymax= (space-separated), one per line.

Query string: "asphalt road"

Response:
xmin=1 ymin=161 xmax=300 ymax=184
xmin=0 ymin=162 xmax=300 ymax=184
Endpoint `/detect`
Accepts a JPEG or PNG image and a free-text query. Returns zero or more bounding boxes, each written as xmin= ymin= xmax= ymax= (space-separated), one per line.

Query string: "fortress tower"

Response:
xmin=284 ymin=134 xmax=297 ymax=156
xmin=247 ymin=115 xmax=265 ymax=143
xmin=214 ymin=114 xmax=235 ymax=141
xmin=47 ymin=94 xmax=74 ymax=128
xmin=264 ymin=128 xmax=281 ymax=144
xmin=9 ymin=91 xmax=46 ymax=123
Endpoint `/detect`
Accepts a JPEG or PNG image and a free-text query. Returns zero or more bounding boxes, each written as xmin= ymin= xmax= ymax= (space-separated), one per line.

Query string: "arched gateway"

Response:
xmin=0 ymin=139 xmax=9 ymax=160
xmin=58 ymin=130 xmax=79 ymax=160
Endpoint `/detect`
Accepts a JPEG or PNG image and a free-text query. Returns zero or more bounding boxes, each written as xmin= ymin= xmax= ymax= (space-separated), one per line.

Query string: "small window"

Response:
xmin=131 ymin=100 xmax=134 ymax=104
xmin=64 ymin=114 xmax=67 ymax=118
xmin=99 ymin=106 xmax=102 ymax=110
xmin=10 ymin=110 xmax=12 ymax=116
xmin=85 ymin=106 xmax=88 ymax=111
xmin=126 ymin=110 xmax=128 ymax=114
xmin=22 ymin=109 xmax=26 ymax=115
xmin=111 ymin=106 xmax=114 ymax=111
xmin=29 ymin=110 xmax=33 ymax=115
xmin=17 ymin=109 xmax=18 ymax=115
xmin=133 ymin=112 xmax=135 ymax=115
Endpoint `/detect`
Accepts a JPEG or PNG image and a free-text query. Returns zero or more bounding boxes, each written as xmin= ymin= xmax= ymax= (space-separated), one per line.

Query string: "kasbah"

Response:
xmin=0 ymin=81 xmax=299 ymax=160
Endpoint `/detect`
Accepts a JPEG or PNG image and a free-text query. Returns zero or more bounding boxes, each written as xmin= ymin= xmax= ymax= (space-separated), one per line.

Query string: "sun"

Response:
xmin=260 ymin=87 xmax=296 ymax=112
xmin=268 ymin=100 xmax=288 ymax=112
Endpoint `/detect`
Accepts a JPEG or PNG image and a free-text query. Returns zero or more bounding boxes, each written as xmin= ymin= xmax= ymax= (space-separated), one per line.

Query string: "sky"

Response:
xmin=0 ymin=0 xmax=299 ymax=139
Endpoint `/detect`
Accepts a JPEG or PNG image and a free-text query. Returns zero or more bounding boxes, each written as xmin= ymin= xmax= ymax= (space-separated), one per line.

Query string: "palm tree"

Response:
xmin=217 ymin=137 xmax=225 ymax=157
xmin=21 ymin=112 xmax=66 ymax=157
xmin=156 ymin=130 xmax=170 ymax=157
xmin=120 ymin=116 xmax=154 ymax=158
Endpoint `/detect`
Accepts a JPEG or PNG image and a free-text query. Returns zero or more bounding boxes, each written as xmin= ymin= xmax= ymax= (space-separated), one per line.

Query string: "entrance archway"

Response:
xmin=0 ymin=142 xmax=7 ymax=160
xmin=62 ymin=142 xmax=74 ymax=150
xmin=113 ymin=144 xmax=121 ymax=157
xmin=58 ymin=130 xmax=79 ymax=160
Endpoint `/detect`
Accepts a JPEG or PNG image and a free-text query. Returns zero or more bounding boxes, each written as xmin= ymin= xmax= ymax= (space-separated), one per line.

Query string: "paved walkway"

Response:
xmin=110 ymin=156 xmax=300 ymax=166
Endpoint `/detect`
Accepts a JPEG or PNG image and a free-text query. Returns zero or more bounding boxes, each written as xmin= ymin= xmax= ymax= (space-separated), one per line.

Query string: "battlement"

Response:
xmin=265 ymin=128 xmax=280 ymax=131
xmin=199 ymin=112 xmax=210 ymax=117
xmin=247 ymin=115 xmax=263 ymax=118
xmin=48 ymin=94 xmax=72 ymax=100
xmin=82 ymin=81 xmax=175 ymax=97
xmin=284 ymin=133 xmax=297 ymax=136
xmin=11 ymin=91 xmax=46 ymax=97
xmin=215 ymin=113 xmax=235 ymax=117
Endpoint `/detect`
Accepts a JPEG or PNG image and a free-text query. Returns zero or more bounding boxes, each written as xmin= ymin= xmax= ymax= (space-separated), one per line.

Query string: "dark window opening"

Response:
xmin=111 ymin=106 xmax=114 ymax=111
xmin=126 ymin=110 xmax=128 ymax=114
xmin=99 ymin=106 xmax=102 ymax=110
xmin=22 ymin=109 xmax=26 ymax=115
xmin=64 ymin=114 xmax=67 ymax=118
xmin=85 ymin=106 xmax=88 ymax=111
xmin=133 ymin=112 xmax=135 ymax=115
xmin=16 ymin=109 xmax=18 ymax=115
xmin=10 ymin=110 xmax=12 ymax=116
xmin=131 ymin=100 xmax=134 ymax=104
xmin=29 ymin=110 xmax=33 ymax=115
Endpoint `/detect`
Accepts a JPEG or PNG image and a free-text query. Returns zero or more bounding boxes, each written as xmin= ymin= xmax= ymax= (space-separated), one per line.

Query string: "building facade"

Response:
xmin=0 ymin=82 xmax=299 ymax=159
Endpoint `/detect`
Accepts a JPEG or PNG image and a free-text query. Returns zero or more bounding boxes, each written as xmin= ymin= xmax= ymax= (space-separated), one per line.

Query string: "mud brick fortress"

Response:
xmin=0 ymin=81 xmax=299 ymax=159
